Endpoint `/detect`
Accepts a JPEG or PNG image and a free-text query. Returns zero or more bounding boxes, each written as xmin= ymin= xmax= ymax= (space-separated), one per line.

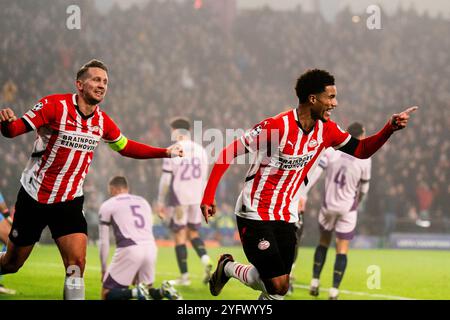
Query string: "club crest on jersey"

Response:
xmin=308 ymin=139 xmax=318 ymax=148
xmin=257 ymin=239 xmax=270 ymax=250
xmin=32 ymin=102 xmax=44 ymax=111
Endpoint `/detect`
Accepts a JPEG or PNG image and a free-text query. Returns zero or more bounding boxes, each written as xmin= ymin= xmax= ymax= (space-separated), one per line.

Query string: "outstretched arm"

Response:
xmin=118 ymin=139 xmax=170 ymax=159
xmin=200 ymin=139 xmax=248 ymax=223
xmin=107 ymin=134 xmax=183 ymax=159
xmin=340 ymin=106 xmax=418 ymax=159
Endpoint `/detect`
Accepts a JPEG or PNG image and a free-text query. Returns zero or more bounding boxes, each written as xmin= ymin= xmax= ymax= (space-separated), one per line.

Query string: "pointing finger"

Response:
xmin=402 ymin=106 xmax=419 ymax=115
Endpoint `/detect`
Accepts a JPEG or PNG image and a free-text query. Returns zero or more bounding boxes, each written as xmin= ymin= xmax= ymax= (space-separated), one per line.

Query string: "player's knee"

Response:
xmin=274 ymin=282 xmax=290 ymax=296
xmin=267 ymin=285 xmax=289 ymax=296
xmin=265 ymin=278 xmax=290 ymax=296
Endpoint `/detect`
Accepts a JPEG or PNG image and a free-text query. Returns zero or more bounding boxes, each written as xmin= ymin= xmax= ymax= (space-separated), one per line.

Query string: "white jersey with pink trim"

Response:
xmin=99 ymin=193 xmax=155 ymax=247
xmin=235 ymin=108 xmax=351 ymax=222
xmin=20 ymin=93 xmax=122 ymax=204
xmin=161 ymin=139 xmax=208 ymax=206
xmin=320 ymin=148 xmax=371 ymax=213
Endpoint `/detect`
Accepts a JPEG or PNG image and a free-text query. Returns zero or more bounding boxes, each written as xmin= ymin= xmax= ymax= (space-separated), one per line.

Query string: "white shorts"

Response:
xmin=167 ymin=204 xmax=202 ymax=231
xmin=103 ymin=242 xmax=157 ymax=289
xmin=318 ymin=207 xmax=357 ymax=240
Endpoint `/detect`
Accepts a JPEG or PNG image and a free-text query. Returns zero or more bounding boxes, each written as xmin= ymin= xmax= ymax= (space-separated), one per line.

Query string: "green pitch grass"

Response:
xmin=1 ymin=245 xmax=449 ymax=300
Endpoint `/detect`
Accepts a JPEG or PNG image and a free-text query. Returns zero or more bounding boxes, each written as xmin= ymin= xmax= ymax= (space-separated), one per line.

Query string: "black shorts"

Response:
xmin=237 ymin=215 xmax=297 ymax=279
xmin=9 ymin=187 xmax=88 ymax=246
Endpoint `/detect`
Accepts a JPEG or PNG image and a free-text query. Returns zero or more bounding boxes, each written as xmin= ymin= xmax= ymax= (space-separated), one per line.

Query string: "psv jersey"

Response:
xmin=235 ymin=108 xmax=351 ymax=222
xmin=20 ymin=93 xmax=122 ymax=204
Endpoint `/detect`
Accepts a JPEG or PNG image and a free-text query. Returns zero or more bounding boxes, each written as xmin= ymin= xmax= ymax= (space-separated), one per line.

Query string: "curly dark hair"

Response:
xmin=295 ymin=69 xmax=335 ymax=103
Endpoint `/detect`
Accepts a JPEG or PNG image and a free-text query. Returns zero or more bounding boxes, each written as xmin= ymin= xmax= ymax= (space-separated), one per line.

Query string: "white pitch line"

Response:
xmin=28 ymin=263 xmax=416 ymax=300
xmin=293 ymin=284 xmax=417 ymax=300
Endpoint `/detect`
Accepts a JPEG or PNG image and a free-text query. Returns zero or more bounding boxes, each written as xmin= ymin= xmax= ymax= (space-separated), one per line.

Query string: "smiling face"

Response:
xmin=76 ymin=67 xmax=108 ymax=105
xmin=310 ymin=85 xmax=338 ymax=122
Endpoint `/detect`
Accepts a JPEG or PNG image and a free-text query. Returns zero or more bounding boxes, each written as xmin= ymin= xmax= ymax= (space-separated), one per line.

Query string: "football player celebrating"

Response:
xmin=201 ymin=69 xmax=417 ymax=300
xmin=0 ymin=59 xmax=183 ymax=300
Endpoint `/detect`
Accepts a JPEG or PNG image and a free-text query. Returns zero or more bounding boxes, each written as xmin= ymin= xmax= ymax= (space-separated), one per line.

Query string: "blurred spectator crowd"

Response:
xmin=0 ymin=0 xmax=449 ymax=240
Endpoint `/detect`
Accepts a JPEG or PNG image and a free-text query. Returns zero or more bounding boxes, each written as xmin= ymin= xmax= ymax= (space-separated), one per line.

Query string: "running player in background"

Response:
xmin=0 ymin=192 xmax=15 ymax=295
xmin=0 ymin=59 xmax=183 ymax=300
xmin=99 ymin=176 xmax=180 ymax=300
xmin=156 ymin=118 xmax=212 ymax=286
xmin=305 ymin=122 xmax=371 ymax=300
xmin=201 ymin=69 xmax=417 ymax=300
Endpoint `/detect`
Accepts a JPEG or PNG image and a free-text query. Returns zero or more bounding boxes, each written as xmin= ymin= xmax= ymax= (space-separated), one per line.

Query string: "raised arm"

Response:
xmin=117 ymin=138 xmax=183 ymax=159
xmin=340 ymin=106 xmax=418 ymax=159
xmin=104 ymin=128 xmax=183 ymax=159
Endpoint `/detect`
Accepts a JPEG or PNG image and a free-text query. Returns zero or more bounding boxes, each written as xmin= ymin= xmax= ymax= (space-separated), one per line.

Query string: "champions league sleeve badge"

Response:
xmin=250 ymin=125 xmax=263 ymax=137
xmin=31 ymin=102 xmax=44 ymax=111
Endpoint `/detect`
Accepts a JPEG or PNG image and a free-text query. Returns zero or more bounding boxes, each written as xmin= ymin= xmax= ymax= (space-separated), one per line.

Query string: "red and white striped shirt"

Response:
xmin=235 ymin=108 xmax=350 ymax=222
xmin=20 ymin=93 xmax=121 ymax=204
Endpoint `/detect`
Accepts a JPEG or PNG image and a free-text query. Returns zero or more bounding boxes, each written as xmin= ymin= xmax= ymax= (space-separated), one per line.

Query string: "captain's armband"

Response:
xmin=108 ymin=135 xmax=128 ymax=152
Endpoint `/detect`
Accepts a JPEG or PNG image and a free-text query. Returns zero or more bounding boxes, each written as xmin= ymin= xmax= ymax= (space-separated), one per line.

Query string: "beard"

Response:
xmin=83 ymin=92 xmax=103 ymax=105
